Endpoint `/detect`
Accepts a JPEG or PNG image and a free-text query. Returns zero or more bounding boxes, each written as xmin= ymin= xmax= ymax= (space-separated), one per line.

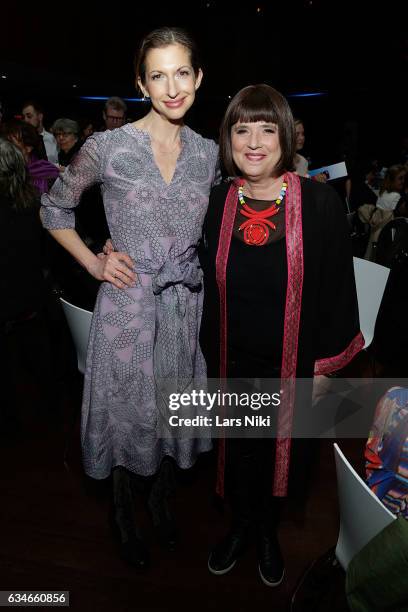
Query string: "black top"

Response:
xmin=58 ymin=140 xmax=82 ymax=167
xmin=0 ymin=197 xmax=45 ymax=323
xmin=228 ymin=192 xmax=287 ymax=369
xmin=227 ymin=231 xmax=286 ymax=368
xmin=349 ymin=181 xmax=378 ymax=211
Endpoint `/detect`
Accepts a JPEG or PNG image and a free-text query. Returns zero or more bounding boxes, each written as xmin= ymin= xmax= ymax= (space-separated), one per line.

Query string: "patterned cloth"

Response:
xmin=366 ymin=387 xmax=408 ymax=519
xmin=41 ymin=124 xmax=219 ymax=478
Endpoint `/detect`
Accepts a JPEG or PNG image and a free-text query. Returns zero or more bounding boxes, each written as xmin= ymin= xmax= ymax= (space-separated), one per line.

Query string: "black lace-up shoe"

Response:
xmin=208 ymin=528 xmax=248 ymax=575
xmin=257 ymin=531 xmax=285 ymax=587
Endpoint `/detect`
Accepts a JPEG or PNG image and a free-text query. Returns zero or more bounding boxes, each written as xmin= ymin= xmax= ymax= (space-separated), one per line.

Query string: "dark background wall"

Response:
xmin=1 ymin=0 xmax=407 ymax=164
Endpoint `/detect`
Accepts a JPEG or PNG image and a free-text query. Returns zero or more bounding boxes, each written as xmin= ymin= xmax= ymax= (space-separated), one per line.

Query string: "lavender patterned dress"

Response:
xmin=41 ymin=124 xmax=219 ymax=479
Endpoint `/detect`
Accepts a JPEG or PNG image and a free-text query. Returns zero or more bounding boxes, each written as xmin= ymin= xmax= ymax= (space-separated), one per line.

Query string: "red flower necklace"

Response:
xmin=237 ymin=177 xmax=288 ymax=246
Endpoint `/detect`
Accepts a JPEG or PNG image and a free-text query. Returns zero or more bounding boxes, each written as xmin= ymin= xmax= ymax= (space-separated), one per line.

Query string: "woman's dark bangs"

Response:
xmin=231 ymin=94 xmax=278 ymax=126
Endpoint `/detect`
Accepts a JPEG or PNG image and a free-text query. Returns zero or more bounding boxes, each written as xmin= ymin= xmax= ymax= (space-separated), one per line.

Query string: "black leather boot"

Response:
xmin=111 ymin=467 xmax=150 ymax=570
xmin=147 ymin=458 xmax=178 ymax=551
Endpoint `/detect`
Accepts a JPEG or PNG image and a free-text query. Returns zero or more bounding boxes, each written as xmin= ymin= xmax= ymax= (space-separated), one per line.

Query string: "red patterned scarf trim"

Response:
xmin=273 ymin=172 xmax=304 ymax=496
xmin=314 ymin=331 xmax=365 ymax=375
xmin=215 ymin=174 xmax=304 ymax=497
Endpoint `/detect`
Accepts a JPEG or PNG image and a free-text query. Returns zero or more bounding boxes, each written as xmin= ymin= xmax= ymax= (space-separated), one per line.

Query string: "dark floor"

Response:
xmin=0 ymin=341 xmax=371 ymax=612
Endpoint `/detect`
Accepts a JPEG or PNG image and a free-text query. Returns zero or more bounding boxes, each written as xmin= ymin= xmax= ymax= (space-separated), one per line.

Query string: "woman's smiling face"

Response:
xmin=231 ymin=121 xmax=282 ymax=181
xmin=138 ymin=44 xmax=203 ymax=122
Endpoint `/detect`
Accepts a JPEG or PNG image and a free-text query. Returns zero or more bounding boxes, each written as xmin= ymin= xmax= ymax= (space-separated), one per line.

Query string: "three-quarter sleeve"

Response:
xmin=41 ymin=133 xmax=106 ymax=230
xmin=313 ymin=187 xmax=364 ymax=374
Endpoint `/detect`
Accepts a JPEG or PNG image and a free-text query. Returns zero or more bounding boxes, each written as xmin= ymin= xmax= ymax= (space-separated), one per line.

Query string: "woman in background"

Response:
xmin=0 ymin=120 xmax=59 ymax=194
xmin=51 ymin=118 xmax=82 ymax=169
xmin=293 ymin=118 xmax=309 ymax=177
xmin=0 ymin=139 xmax=54 ymax=433
xmin=376 ymin=164 xmax=406 ymax=212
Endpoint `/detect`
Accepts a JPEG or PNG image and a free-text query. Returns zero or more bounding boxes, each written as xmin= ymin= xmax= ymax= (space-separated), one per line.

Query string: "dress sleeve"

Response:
xmin=40 ymin=134 xmax=106 ymax=230
xmin=314 ymin=186 xmax=364 ymax=375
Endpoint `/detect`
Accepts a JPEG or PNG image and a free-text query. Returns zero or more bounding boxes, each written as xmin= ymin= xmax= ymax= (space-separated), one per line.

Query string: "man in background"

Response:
xmin=102 ymin=96 xmax=127 ymax=130
xmin=22 ymin=101 xmax=58 ymax=164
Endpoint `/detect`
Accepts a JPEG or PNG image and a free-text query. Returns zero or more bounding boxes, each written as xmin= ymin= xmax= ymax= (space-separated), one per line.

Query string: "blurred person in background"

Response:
xmin=51 ymin=118 xmax=82 ymax=169
xmin=22 ymin=100 xmax=59 ymax=165
xmin=361 ymin=165 xmax=408 ymax=259
xmin=79 ymin=117 xmax=95 ymax=141
xmin=376 ymin=164 xmax=406 ymax=212
xmin=0 ymin=120 xmax=59 ymax=195
xmin=102 ymin=96 xmax=127 ymax=131
xmin=0 ymin=138 xmax=55 ymax=433
xmin=293 ymin=118 xmax=309 ymax=177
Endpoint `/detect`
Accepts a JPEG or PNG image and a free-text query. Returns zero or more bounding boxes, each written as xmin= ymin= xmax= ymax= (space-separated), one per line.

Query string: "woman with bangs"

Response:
xmin=200 ymin=84 xmax=363 ymax=587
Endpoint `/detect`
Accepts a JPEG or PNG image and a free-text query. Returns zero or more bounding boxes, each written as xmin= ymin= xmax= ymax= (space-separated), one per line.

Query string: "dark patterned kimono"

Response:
xmin=200 ymin=173 xmax=364 ymax=496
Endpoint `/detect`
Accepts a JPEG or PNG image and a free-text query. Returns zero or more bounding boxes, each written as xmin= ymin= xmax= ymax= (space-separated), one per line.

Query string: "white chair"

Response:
xmin=334 ymin=442 xmax=396 ymax=570
xmin=60 ymin=297 xmax=93 ymax=467
xmin=60 ymin=297 xmax=93 ymax=374
xmin=353 ymin=257 xmax=390 ymax=349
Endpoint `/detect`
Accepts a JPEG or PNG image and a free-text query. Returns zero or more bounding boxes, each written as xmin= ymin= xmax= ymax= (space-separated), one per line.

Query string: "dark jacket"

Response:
xmin=0 ymin=197 xmax=46 ymax=323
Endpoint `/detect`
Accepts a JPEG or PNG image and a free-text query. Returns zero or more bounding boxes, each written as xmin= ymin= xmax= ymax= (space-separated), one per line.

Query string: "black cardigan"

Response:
xmin=199 ymin=178 xmax=361 ymax=378
xmin=0 ymin=198 xmax=46 ymax=323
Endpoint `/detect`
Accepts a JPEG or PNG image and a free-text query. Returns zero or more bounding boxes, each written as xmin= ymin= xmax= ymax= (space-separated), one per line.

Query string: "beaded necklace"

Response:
xmin=237 ymin=177 xmax=288 ymax=246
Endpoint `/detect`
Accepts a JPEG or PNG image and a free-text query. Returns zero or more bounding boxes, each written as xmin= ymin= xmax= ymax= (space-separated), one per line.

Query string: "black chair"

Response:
xmin=375 ymin=217 xmax=408 ymax=268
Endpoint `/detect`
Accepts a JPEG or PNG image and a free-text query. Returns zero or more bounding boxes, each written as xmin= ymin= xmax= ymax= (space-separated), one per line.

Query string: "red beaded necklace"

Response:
xmin=237 ymin=177 xmax=288 ymax=246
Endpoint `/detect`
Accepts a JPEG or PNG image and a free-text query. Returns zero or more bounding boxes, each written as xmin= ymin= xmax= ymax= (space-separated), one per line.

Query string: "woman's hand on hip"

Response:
xmin=89 ymin=251 xmax=137 ymax=289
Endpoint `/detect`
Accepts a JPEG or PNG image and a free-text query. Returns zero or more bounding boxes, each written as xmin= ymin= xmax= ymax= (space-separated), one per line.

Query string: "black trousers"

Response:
xmin=224 ymin=347 xmax=282 ymax=531
xmin=226 ymin=346 xmax=319 ymax=514
xmin=225 ymin=437 xmax=281 ymax=531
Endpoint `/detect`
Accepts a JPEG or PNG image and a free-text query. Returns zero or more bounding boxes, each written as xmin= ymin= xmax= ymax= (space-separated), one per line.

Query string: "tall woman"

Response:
xmin=200 ymin=84 xmax=363 ymax=586
xmin=41 ymin=27 xmax=219 ymax=569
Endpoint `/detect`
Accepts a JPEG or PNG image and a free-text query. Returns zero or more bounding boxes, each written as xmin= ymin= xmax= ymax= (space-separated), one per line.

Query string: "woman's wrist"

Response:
xmin=84 ymin=252 xmax=102 ymax=277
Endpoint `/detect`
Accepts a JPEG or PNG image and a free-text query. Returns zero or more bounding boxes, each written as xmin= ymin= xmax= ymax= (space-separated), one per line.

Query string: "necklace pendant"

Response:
xmin=244 ymin=223 xmax=269 ymax=246
xmin=237 ymin=176 xmax=287 ymax=246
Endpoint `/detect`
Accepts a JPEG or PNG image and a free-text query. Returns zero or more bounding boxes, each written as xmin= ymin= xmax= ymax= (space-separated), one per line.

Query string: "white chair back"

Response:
xmin=60 ymin=298 xmax=93 ymax=374
xmin=334 ymin=443 xmax=396 ymax=570
xmin=353 ymin=257 xmax=390 ymax=348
